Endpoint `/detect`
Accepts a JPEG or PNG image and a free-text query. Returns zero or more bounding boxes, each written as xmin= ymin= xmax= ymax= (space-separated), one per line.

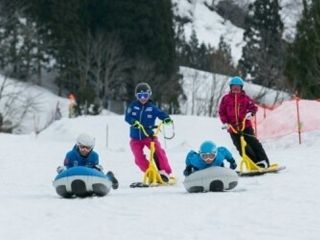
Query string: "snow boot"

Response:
xmin=106 ymin=171 xmax=119 ymax=190
xmin=159 ymin=170 xmax=169 ymax=183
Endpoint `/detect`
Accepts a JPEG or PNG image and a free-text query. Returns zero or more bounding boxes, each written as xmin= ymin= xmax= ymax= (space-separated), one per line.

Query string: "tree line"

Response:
xmin=0 ymin=0 xmax=319 ymax=118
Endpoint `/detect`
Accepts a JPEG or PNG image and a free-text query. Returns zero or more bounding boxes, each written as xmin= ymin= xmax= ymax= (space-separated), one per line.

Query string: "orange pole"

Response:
xmin=295 ymin=96 xmax=302 ymax=144
xmin=254 ymin=115 xmax=257 ymax=137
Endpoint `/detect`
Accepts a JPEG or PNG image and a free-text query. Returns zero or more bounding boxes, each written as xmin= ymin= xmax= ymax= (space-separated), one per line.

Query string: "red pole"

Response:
xmin=295 ymin=95 xmax=302 ymax=144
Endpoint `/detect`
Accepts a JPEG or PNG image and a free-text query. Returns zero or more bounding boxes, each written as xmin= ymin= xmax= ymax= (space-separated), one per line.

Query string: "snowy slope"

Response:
xmin=173 ymin=0 xmax=245 ymax=63
xmin=1 ymin=114 xmax=320 ymax=240
xmin=0 ymin=75 xmax=69 ymax=134
xmin=173 ymin=0 xmax=303 ymax=63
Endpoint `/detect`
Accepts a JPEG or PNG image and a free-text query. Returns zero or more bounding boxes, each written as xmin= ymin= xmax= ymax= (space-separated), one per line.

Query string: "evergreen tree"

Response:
xmin=185 ymin=29 xmax=199 ymax=68
xmin=4 ymin=0 xmax=181 ymax=112
xmin=238 ymin=0 xmax=285 ymax=88
xmin=285 ymin=0 xmax=320 ymax=99
xmin=0 ymin=0 xmax=42 ymax=81
xmin=178 ymin=29 xmax=213 ymax=71
xmin=212 ymin=36 xmax=238 ymax=76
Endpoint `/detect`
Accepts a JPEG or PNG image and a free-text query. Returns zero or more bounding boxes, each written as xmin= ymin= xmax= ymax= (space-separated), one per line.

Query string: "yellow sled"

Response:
xmin=131 ymin=122 xmax=176 ymax=187
xmin=228 ymin=119 xmax=285 ymax=177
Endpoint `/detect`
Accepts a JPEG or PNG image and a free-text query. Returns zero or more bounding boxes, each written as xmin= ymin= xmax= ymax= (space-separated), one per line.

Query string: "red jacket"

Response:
xmin=219 ymin=90 xmax=257 ymax=132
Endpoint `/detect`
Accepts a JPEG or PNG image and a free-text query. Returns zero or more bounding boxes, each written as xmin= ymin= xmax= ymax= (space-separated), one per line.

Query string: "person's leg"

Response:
xmin=243 ymin=128 xmax=270 ymax=166
xmin=230 ymin=132 xmax=242 ymax=155
xmin=230 ymin=131 xmax=257 ymax=162
xmin=130 ymin=139 xmax=149 ymax=172
xmin=152 ymin=137 xmax=172 ymax=175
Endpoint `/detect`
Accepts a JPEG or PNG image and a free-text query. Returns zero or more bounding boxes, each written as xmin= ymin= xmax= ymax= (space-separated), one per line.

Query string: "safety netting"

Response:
xmin=253 ymin=99 xmax=320 ymax=141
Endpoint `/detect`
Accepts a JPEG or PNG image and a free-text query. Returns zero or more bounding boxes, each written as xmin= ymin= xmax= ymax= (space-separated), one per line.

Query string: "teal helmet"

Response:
xmin=229 ymin=76 xmax=244 ymax=87
xmin=199 ymin=140 xmax=217 ymax=154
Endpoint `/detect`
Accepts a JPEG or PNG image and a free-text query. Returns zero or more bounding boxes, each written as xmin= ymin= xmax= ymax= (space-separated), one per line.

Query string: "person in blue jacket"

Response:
xmin=125 ymin=82 xmax=174 ymax=182
xmin=57 ymin=133 xmax=119 ymax=189
xmin=183 ymin=140 xmax=237 ymax=176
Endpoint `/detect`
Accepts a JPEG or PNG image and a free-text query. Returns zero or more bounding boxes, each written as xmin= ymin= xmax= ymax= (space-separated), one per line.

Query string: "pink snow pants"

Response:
xmin=130 ymin=137 xmax=172 ymax=174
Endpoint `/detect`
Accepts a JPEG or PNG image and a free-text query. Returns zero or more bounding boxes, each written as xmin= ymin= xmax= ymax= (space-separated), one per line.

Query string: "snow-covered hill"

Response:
xmin=0 ymin=75 xmax=70 ymax=134
xmin=1 ymin=114 xmax=320 ymax=240
xmin=173 ymin=0 xmax=303 ymax=63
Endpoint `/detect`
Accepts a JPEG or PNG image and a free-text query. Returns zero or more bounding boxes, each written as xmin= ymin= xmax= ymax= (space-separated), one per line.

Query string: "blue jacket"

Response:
xmin=184 ymin=147 xmax=235 ymax=175
xmin=64 ymin=145 xmax=99 ymax=168
xmin=125 ymin=100 xmax=169 ymax=140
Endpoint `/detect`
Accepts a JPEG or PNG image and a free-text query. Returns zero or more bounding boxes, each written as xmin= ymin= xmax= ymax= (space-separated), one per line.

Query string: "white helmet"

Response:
xmin=76 ymin=133 xmax=95 ymax=149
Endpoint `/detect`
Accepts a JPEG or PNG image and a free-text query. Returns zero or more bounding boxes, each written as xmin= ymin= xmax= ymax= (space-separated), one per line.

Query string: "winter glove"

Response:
xmin=163 ymin=118 xmax=173 ymax=125
xmin=183 ymin=166 xmax=193 ymax=176
xmin=229 ymin=159 xmax=237 ymax=170
xmin=132 ymin=120 xmax=142 ymax=128
xmin=183 ymin=165 xmax=198 ymax=176
xmin=222 ymin=123 xmax=230 ymax=130
xmin=245 ymin=112 xmax=254 ymax=120
xmin=56 ymin=166 xmax=66 ymax=173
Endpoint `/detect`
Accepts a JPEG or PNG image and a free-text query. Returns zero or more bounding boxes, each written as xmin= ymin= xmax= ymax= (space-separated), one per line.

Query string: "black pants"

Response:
xmin=230 ymin=127 xmax=270 ymax=165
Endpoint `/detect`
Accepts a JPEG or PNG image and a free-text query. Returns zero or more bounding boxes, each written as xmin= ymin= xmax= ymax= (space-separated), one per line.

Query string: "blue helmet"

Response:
xmin=229 ymin=76 xmax=244 ymax=87
xmin=199 ymin=140 xmax=217 ymax=154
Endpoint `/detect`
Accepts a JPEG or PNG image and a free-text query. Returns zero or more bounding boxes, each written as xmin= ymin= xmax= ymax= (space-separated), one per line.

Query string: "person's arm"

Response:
xmin=124 ymin=102 xmax=138 ymax=125
xmin=183 ymin=151 xmax=199 ymax=176
xmin=218 ymin=96 xmax=228 ymax=124
xmin=64 ymin=152 xmax=73 ymax=168
xmin=220 ymin=147 xmax=237 ymax=170
xmin=154 ymin=105 xmax=170 ymax=122
xmin=88 ymin=152 xmax=99 ymax=167
xmin=221 ymin=147 xmax=237 ymax=170
xmin=246 ymin=95 xmax=258 ymax=115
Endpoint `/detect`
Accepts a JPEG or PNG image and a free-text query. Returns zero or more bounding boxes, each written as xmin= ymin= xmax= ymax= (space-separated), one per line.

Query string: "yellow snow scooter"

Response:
xmin=130 ymin=122 xmax=176 ymax=187
xmin=227 ymin=118 xmax=285 ymax=176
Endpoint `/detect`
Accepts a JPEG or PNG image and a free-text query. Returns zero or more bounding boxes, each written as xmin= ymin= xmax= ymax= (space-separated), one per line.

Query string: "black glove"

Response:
xmin=132 ymin=120 xmax=141 ymax=128
xmin=229 ymin=159 xmax=237 ymax=170
xmin=183 ymin=165 xmax=198 ymax=176
xmin=163 ymin=118 xmax=173 ymax=125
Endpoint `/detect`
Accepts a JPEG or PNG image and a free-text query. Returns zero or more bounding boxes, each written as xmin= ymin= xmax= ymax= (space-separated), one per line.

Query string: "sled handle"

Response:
xmin=223 ymin=118 xmax=247 ymax=134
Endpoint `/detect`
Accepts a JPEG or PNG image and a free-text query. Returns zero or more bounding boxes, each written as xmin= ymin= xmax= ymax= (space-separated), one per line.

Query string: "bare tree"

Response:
xmin=73 ymin=30 xmax=93 ymax=90
xmin=131 ymin=55 xmax=156 ymax=90
xmin=209 ymin=74 xmax=228 ymax=117
xmin=0 ymin=75 xmax=42 ymax=133
xmin=101 ymin=33 xmax=132 ymax=101
xmin=183 ymin=69 xmax=229 ymax=117
xmin=71 ymin=30 xmax=132 ymax=112
xmin=190 ymin=71 xmax=202 ymax=115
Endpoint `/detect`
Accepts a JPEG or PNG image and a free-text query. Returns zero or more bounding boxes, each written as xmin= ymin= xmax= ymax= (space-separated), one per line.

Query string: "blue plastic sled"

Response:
xmin=53 ymin=166 xmax=112 ymax=198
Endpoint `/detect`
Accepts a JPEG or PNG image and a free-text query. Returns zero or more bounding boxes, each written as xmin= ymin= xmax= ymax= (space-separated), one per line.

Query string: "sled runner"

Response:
xmin=130 ymin=176 xmax=176 ymax=188
xmin=238 ymin=164 xmax=286 ymax=176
